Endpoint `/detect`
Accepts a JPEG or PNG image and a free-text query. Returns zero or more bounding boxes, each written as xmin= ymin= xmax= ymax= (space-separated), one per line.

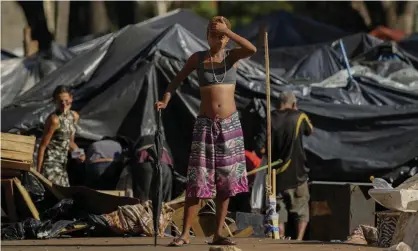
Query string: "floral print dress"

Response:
xmin=42 ymin=111 xmax=76 ymax=187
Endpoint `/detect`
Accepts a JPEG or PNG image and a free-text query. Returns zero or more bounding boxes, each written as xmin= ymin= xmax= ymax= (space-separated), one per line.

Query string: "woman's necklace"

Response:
xmin=209 ymin=49 xmax=227 ymax=84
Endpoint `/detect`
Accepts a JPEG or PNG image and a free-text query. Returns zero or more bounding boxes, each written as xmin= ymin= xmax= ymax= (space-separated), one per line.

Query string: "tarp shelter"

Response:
xmin=1 ymin=43 xmax=77 ymax=108
xmin=284 ymin=45 xmax=345 ymax=82
xmin=0 ymin=8 xmax=209 ymax=109
xmin=235 ymin=10 xmax=348 ymax=48
xmin=250 ymin=33 xmax=382 ymax=75
xmin=2 ymin=22 xmax=418 ymax=182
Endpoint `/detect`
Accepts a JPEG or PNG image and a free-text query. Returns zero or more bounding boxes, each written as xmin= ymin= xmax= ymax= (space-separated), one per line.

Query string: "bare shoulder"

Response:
xmin=71 ymin=111 xmax=80 ymax=120
xmin=187 ymin=51 xmax=200 ymax=64
xmin=47 ymin=114 xmax=60 ymax=128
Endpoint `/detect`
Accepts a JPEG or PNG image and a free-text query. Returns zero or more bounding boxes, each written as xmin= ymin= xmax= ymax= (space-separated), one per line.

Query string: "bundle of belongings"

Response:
xmin=102 ymin=201 xmax=174 ymax=236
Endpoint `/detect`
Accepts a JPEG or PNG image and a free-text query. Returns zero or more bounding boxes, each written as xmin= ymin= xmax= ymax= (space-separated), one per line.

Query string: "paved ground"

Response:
xmin=2 ymin=237 xmax=381 ymax=251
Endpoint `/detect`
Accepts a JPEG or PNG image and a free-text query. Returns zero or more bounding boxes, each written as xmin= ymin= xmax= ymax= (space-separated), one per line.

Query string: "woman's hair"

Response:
xmin=207 ymin=16 xmax=232 ymax=36
xmin=52 ymin=85 xmax=72 ymax=100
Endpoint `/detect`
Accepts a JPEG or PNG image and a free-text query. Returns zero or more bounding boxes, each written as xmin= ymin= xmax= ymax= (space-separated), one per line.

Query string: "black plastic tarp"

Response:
xmin=0 ymin=9 xmax=208 ymax=111
xmin=2 ymin=23 xmax=418 ymax=182
xmin=1 ymin=49 xmax=18 ymax=60
xmin=399 ymin=33 xmax=418 ymax=58
xmin=284 ymin=45 xmax=345 ymax=82
xmin=235 ymin=10 xmax=348 ymax=48
xmin=250 ymin=33 xmax=382 ymax=75
xmin=1 ymin=42 xmax=78 ymax=108
xmin=331 ymin=33 xmax=383 ymax=59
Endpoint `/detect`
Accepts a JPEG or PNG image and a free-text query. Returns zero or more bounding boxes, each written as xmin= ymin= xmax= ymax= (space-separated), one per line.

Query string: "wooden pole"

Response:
xmin=265 ymin=32 xmax=280 ymax=240
xmin=265 ymin=32 xmax=272 ymax=194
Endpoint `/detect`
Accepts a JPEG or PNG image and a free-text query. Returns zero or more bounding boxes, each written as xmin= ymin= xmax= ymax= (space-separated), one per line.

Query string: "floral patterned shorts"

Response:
xmin=186 ymin=112 xmax=249 ymax=199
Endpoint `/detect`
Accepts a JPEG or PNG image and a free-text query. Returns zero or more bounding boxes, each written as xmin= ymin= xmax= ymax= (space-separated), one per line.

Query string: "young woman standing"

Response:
xmin=37 ymin=85 xmax=84 ymax=186
xmin=156 ymin=16 xmax=257 ymax=246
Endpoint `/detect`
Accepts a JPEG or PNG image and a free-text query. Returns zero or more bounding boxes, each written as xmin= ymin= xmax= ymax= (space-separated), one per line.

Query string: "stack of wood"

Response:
xmin=1 ymin=132 xmax=41 ymax=222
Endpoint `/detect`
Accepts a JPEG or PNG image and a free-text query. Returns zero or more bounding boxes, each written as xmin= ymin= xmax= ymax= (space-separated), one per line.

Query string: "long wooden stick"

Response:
xmin=265 ymin=32 xmax=272 ymax=195
xmin=264 ymin=32 xmax=280 ymax=240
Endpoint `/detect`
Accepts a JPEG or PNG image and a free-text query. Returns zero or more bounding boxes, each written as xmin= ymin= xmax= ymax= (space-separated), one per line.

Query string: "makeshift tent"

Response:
xmin=1 ymin=43 xmax=77 ymax=108
xmin=2 ymin=23 xmax=418 ymax=182
xmin=284 ymin=45 xmax=345 ymax=82
xmin=250 ymin=33 xmax=382 ymax=75
xmin=331 ymin=33 xmax=383 ymax=59
xmin=352 ymin=42 xmax=418 ymax=69
xmin=251 ymin=43 xmax=324 ymax=74
xmin=235 ymin=10 xmax=348 ymax=48
xmin=1 ymin=8 xmax=210 ymax=109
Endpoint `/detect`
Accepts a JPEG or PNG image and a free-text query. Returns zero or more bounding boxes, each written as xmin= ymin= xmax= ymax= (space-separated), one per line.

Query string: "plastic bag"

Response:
xmin=41 ymin=199 xmax=75 ymax=221
xmin=1 ymin=218 xmax=42 ymax=240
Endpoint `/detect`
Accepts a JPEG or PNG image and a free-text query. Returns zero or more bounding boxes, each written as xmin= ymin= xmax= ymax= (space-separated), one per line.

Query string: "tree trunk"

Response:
xmin=397 ymin=1 xmax=418 ymax=34
xmin=55 ymin=0 xmax=70 ymax=46
xmin=90 ymin=1 xmax=110 ymax=34
xmin=18 ymin=1 xmax=53 ymax=51
xmin=43 ymin=0 xmax=56 ymax=35
xmin=381 ymin=1 xmax=398 ymax=29
xmin=351 ymin=1 xmax=372 ymax=28
xmin=23 ymin=26 xmax=39 ymax=56
xmin=133 ymin=1 xmax=147 ymax=23
xmin=155 ymin=1 xmax=168 ymax=16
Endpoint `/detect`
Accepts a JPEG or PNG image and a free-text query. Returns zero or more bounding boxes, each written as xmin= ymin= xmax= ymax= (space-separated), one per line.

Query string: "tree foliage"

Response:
xmin=218 ymin=1 xmax=293 ymax=29
xmin=169 ymin=1 xmax=293 ymax=29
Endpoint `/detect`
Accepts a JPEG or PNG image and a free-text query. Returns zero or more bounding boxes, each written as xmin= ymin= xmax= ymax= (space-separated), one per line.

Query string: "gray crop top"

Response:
xmin=197 ymin=50 xmax=237 ymax=86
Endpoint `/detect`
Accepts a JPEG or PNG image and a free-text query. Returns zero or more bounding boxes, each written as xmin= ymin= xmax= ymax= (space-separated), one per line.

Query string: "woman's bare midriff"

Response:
xmin=199 ymin=83 xmax=237 ymax=119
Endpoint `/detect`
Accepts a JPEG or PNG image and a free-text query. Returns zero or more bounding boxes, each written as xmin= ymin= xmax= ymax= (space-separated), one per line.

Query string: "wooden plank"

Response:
xmin=1 ymin=179 xmax=18 ymax=222
xmin=1 ymin=140 xmax=35 ymax=154
xmin=1 ymin=133 xmax=36 ymax=145
xmin=1 ymin=159 xmax=31 ymax=172
xmin=1 ymin=150 xmax=33 ymax=162
xmin=234 ymin=226 xmax=254 ymax=238
xmin=13 ymin=178 xmax=40 ymax=220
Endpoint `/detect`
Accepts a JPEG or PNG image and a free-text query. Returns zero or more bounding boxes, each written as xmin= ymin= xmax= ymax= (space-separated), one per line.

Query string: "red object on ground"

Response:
xmin=369 ymin=26 xmax=407 ymax=42
xmin=245 ymin=150 xmax=261 ymax=185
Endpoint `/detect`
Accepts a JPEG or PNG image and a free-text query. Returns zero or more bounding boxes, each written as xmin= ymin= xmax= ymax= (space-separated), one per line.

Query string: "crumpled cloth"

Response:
xmin=102 ymin=201 xmax=174 ymax=236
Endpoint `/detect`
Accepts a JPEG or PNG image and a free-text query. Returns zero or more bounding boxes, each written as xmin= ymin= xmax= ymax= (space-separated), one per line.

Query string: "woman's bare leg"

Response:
xmin=176 ymin=197 xmax=200 ymax=242
xmin=213 ymin=196 xmax=230 ymax=241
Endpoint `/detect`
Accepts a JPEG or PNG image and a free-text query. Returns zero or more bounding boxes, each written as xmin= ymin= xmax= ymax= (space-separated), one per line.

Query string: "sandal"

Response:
xmin=168 ymin=238 xmax=190 ymax=247
xmin=209 ymin=237 xmax=236 ymax=246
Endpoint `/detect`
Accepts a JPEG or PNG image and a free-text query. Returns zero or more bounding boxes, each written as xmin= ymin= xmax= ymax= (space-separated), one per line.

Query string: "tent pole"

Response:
xmin=264 ymin=32 xmax=280 ymax=240
xmin=339 ymin=39 xmax=353 ymax=81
